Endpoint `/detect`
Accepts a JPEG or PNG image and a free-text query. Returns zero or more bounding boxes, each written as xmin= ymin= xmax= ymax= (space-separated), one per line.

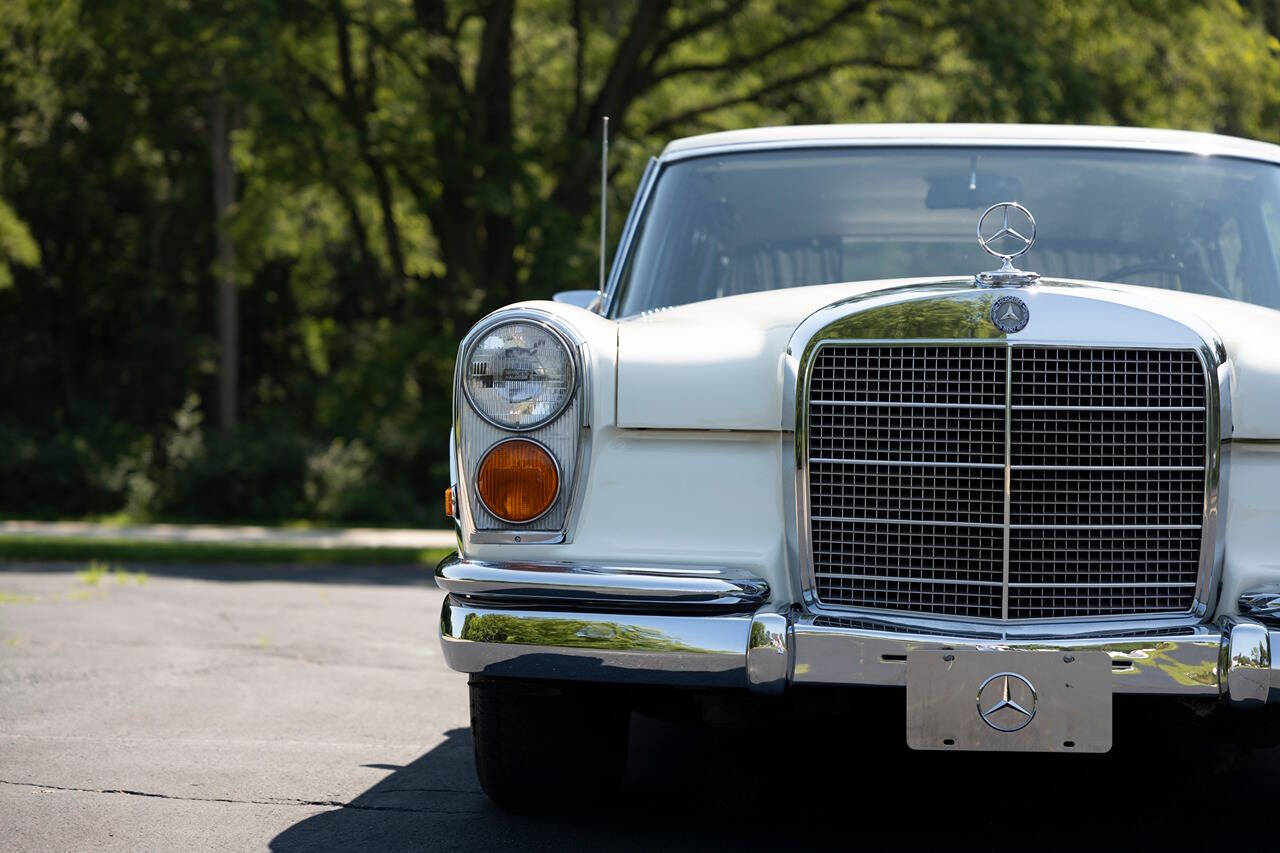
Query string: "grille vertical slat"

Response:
xmin=806 ymin=344 xmax=1208 ymax=621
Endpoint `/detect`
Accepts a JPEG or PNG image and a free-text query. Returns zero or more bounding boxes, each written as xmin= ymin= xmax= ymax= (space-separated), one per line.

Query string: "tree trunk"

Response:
xmin=209 ymin=89 xmax=238 ymax=430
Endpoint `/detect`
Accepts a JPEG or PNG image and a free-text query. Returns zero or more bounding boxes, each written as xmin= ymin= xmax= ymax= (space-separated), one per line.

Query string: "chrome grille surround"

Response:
xmin=785 ymin=282 xmax=1229 ymax=636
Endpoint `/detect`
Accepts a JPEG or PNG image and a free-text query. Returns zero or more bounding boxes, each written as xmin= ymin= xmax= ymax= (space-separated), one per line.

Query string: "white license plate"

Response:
xmin=906 ymin=649 xmax=1112 ymax=753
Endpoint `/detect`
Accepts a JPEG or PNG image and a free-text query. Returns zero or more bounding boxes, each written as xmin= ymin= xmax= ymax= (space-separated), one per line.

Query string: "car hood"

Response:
xmin=615 ymin=277 xmax=1280 ymax=438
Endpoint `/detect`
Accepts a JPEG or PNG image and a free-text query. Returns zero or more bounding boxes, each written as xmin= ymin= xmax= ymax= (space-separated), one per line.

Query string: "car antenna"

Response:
xmin=598 ymin=115 xmax=609 ymax=311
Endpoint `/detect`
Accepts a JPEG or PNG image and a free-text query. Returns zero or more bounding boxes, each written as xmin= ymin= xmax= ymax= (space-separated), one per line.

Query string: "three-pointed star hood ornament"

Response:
xmin=975 ymin=201 xmax=1041 ymax=287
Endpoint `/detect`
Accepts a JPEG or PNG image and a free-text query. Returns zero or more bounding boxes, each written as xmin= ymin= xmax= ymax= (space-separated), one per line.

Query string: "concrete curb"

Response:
xmin=0 ymin=520 xmax=456 ymax=550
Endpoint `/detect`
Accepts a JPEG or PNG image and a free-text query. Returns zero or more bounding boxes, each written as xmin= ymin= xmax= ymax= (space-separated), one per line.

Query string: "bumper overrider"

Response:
xmin=437 ymin=555 xmax=1280 ymax=708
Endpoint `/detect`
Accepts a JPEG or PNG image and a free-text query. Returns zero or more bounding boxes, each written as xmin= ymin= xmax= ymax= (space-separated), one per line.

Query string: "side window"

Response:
xmin=1254 ymin=197 xmax=1280 ymax=309
xmin=1217 ymin=216 xmax=1245 ymax=299
xmin=1262 ymin=197 xmax=1280 ymax=245
xmin=1261 ymin=198 xmax=1280 ymax=279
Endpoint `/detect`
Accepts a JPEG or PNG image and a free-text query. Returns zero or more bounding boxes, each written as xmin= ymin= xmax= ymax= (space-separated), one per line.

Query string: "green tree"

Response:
xmin=2 ymin=0 xmax=1279 ymax=523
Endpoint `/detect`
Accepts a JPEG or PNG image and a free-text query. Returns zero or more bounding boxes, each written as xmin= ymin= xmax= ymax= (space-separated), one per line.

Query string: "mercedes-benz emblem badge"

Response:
xmin=990 ymin=294 xmax=1030 ymax=333
xmin=976 ymin=672 xmax=1038 ymax=732
xmin=977 ymin=201 xmax=1036 ymax=261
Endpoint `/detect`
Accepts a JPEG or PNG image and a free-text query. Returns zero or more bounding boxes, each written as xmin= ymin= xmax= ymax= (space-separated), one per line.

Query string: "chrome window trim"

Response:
xmin=601 ymin=156 xmax=659 ymax=318
xmin=453 ymin=308 xmax=592 ymax=545
xmin=460 ymin=319 xmax=578 ymax=432
xmin=783 ymin=282 xmax=1230 ymax=638
xmin=472 ymin=437 xmax=563 ymax=526
xmin=659 ymin=137 xmax=1280 ymax=167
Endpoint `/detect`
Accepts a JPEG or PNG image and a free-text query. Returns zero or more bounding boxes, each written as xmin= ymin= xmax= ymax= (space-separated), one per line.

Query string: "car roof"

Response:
xmin=660 ymin=123 xmax=1280 ymax=165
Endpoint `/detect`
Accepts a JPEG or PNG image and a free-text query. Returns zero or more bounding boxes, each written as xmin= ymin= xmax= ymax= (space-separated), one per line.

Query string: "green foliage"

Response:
xmin=0 ymin=0 xmax=1278 ymax=524
xmin=159 ymin=422 xmax=312 ymax=522
xmin=0 ymin=196 xmax=38 ymax=288
xmin=305 ymin=437 xmax=423 ymax=523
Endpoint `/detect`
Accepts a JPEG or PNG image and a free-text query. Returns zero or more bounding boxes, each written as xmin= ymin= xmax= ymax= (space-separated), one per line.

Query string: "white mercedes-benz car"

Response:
xmin=437 ymin=124 xmax=1280 ymax=807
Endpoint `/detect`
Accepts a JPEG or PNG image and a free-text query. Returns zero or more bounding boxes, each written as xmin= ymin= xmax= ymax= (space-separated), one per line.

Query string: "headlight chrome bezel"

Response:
xmin=454 ymin=308 xmax=590 ymax=543
xmin=461 ymin=319 xmax=578 ymax=432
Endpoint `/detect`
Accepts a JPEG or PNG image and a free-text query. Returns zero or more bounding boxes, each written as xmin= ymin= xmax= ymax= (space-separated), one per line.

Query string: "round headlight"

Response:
xmin=463 ymin=321 xmax=575 ymax=429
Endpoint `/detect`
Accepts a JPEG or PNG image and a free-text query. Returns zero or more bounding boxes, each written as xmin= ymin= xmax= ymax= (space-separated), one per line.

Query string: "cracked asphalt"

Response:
xmin=4 ymin=561 xmax=1280 ymax=851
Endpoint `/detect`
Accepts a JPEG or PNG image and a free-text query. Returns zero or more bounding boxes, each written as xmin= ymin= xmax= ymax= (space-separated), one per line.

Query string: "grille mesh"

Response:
xmin=807 ymin=344 xmax=1208 ymax=621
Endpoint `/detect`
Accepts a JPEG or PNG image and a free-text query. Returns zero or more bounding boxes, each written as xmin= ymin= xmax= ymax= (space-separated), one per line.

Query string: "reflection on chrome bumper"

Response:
xmin=794 ymin=616 xmax=1224 ymax=697
xmin=438 ymin=561 xmax=1280 ymax=706
xmin=440 ymin=598 xmax=756 ymax=688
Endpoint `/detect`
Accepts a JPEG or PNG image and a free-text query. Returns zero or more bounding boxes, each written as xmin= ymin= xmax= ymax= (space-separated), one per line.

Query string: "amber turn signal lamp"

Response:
xmin=476 ymin=439 xmax=559 ymax=524
xmin=444 ymin=486 xmax=455 ymax=518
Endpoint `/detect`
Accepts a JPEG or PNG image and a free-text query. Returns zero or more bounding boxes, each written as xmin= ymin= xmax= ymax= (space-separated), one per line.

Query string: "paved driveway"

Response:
xmin=2 ymin=562 xmax=1277 ymax=851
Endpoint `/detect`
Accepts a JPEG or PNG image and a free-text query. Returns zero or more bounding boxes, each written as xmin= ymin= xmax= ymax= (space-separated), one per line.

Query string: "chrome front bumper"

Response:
xmin=437 ymin=555 xmax=1280 ymax=707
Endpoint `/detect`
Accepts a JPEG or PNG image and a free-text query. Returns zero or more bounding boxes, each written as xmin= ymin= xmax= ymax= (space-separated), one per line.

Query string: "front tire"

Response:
xmin=469 ymin=678 xmax=630 ymax=809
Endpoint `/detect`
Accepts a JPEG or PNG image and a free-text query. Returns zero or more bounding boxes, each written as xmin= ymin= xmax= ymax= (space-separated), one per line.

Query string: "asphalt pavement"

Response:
xmin=2 ymin=561 xmax=1277 ymax=851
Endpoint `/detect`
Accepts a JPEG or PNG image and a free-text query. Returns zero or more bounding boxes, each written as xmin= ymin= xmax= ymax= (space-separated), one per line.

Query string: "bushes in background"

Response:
xmin=0 ymin=396 xmax=439 ymax=526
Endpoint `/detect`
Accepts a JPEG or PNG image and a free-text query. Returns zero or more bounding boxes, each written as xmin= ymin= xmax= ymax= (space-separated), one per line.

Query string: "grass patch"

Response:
xmin=75 ymin=560 xmax=148 ymax=586
xmin=0 ymin=536 xmax=452 ymax=566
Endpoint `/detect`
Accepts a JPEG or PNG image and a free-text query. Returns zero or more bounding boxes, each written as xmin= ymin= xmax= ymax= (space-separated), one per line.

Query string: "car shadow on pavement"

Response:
xmin=269 ymin=699 xmax=1275 ymax=852
xmin=269 ymin=716 xmax=815 ymax=853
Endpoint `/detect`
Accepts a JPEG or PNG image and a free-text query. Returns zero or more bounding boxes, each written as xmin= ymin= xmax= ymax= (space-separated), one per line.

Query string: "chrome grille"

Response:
xmin=806 ymin=344 xmax=1208 ymax=621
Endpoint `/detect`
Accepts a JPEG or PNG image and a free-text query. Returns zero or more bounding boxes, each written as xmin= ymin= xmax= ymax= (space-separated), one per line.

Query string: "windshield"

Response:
xmin=611 ymin=146 xmax=1280 ymax=316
